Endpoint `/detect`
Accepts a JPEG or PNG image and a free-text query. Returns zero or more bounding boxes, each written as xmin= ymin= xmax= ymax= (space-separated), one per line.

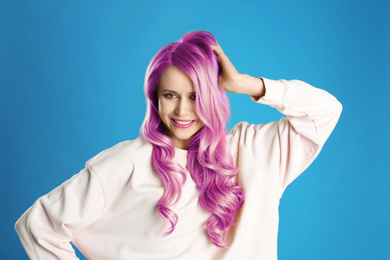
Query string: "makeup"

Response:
xmin=171 ymin=118 xmax=195 ymax=128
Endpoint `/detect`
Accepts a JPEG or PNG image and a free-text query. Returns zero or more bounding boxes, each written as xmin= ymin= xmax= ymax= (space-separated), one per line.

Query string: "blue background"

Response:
xmin=1 ymin=0 xmax=389 ymax=259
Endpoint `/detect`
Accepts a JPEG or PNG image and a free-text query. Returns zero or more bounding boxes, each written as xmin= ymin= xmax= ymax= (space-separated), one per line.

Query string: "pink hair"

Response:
xmin=141 ymin=31 xmax=244 ymax=248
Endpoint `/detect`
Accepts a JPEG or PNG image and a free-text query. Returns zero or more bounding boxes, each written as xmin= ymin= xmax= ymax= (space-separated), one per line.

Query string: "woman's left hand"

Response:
xmin=210 ymin=44 xmax=265 ymax=99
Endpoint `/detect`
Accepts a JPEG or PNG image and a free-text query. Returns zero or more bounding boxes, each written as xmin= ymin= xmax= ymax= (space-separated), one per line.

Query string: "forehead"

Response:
xmin=159 ymin=66 xmax=195 ymax=93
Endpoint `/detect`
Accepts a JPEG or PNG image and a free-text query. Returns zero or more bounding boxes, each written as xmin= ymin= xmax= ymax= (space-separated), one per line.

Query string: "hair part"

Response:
xmin=141 ymin=31 xmax=244 ymax=248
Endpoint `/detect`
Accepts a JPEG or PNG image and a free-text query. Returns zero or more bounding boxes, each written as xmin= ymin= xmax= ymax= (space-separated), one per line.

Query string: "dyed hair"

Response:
xmin=141 ymin=31 xmax=244 ymax=248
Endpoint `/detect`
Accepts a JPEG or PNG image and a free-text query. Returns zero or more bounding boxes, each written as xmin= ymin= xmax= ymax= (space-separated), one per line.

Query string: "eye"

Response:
xmin=163 ymin=93 xmax=177 ymax=99
xmin=189 ymin=94 xmax=196 ymax=100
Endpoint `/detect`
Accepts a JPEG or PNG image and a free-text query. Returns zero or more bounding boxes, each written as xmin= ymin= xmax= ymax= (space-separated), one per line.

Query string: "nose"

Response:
xmin=174 ymin=98 xmax=192 ymax=117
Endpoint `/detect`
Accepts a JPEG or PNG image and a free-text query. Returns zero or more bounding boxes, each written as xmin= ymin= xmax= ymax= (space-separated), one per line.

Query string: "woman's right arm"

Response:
xmin=15 ymin=165 xmax=105 ymax=260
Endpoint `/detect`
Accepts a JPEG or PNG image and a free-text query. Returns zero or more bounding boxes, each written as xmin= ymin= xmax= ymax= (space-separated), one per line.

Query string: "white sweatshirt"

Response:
xmin=15 ymin=78 xmax=342 ymax=260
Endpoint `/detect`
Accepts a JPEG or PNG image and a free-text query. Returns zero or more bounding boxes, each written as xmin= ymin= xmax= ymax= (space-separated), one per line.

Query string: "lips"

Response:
xmin=171 ymin=118 xmax=195 ymax=128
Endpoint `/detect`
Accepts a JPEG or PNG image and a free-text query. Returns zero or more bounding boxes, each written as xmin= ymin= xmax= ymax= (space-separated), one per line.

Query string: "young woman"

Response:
xmin=16 ymin=31 xmax=342 ymax=259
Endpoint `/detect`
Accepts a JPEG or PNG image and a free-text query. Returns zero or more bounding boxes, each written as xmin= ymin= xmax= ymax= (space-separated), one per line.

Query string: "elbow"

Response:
xmin=314 ymin=98 xmax=343 ymax=147
xmin=336 ymin=99 xmax=343 ymax=114
xmin=15 ymin=210 xmax=33 ymax=255
xmin=15 ymin=211 xmax=42 ymax=260
xmin=330 ymin=97 xmax=343 ymax=121
xmin=15 ymin=211 xmax=27 ymax=235
xmin=15 ymin=208 xmax=32 ymax=242
xmin=335 ymin=99 xmax=343 ymax=122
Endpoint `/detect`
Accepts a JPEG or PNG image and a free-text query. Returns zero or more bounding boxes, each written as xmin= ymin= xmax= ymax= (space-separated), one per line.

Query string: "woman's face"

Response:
xmin=158 ymin=66 xmax=204 ymax=149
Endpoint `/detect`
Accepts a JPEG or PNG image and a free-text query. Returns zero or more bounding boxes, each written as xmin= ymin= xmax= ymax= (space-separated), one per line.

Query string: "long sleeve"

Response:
xmin=230 ymin=77 xmax=342 ymax=194
xmin=15 ymin=164 xmax=105 ymax=260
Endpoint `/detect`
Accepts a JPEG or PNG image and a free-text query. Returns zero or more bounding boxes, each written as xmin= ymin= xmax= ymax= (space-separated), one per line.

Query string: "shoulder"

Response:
xmin=228 ymin=120 xmax=281 ymax=165
xmin=85 ymin=136 xmax=152 ymax=174
xmin=229 ymin=121 xmax=279 ymax=144
xmin=75 ymin=137 xmax=154 ymax=203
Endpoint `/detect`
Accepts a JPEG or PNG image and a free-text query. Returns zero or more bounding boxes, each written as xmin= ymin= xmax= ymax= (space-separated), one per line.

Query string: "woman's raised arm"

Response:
xmin=210 ymin=44 xmax=265 ymax=99
xmin=211 ymin=44 xmax=342 ymax=193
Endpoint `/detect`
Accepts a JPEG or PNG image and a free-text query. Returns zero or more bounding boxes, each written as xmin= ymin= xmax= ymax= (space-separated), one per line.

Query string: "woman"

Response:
xmin=16 ymin=31 xmax=342 ymax=259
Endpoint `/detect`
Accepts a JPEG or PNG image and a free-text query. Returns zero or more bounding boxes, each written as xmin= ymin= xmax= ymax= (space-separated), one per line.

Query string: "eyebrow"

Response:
xmin=160 ymin=89 xmax=196 ymax=95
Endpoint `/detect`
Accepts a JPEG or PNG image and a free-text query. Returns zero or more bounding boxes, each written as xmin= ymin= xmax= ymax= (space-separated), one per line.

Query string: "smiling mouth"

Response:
xmin=172 ymin=119 xmax=195 ymax=125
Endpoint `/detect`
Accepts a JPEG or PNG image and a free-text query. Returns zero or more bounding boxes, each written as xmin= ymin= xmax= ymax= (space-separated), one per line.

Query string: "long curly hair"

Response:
xmin=141 ymin=31 xmax=244 ymax=248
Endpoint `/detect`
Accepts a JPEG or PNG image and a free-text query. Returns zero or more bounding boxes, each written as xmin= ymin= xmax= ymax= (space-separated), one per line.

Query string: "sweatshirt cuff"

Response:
xmin=250 ymin=77 xmax=285 ymax=108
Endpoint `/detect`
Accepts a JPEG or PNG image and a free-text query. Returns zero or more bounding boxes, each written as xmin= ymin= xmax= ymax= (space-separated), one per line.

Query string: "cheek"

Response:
xmin=158 ymin=100 xmax=165 ymax=122
xmin=158 ymin=98 xmax=171 ymax=120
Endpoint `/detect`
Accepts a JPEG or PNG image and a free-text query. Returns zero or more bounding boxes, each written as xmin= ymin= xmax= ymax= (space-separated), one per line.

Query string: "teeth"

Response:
xmin=174 ymin=119 xmax=193 ymax=125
